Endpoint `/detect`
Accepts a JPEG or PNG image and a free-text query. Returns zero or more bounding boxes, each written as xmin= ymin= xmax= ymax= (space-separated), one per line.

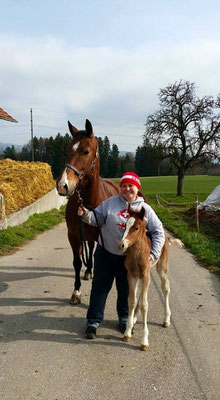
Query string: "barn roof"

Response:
xmin=0 ymin=107 xmax=18 ymax=123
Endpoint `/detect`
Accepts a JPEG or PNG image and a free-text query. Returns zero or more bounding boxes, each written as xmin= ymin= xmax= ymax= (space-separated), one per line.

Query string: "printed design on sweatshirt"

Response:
xmin=116 ymin=208 xmax=130 ymax=229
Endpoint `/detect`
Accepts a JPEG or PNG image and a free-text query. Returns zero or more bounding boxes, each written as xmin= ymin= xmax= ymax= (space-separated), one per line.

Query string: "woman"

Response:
xmin=78 ymin=172 xmax=165 ymax=339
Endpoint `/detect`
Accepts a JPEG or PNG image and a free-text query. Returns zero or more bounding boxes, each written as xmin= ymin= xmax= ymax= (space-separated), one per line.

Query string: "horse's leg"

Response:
xmin=70 ymin=250 xmax=82 ymax=305
xmin=124 ymin=274 xmax=138 ymax=342
xmin=156 ymin=258 xmax=171 ymax=327
xmin=84 ymin=241 xmax=95 ymax=280
xmin=67 ymin=232 xmax=82 ymax=305
xmin=140 ymin=273 xmax=150 ymax=351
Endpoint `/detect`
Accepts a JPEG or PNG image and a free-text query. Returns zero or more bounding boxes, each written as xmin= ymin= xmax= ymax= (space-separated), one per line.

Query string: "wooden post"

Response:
xmin=155 ymin=194 xmax=159 ymax=205
xmin=195 ymin=195 xmax=199 ymax=233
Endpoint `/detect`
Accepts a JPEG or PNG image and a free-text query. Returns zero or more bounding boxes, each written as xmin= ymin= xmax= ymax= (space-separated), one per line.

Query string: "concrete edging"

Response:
xmin=0 ymin=188 xmax=67 ymax=229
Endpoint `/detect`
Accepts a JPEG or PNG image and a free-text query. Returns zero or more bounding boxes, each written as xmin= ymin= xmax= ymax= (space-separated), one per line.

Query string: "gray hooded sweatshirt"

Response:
xmin=82 ymin=193 xmax=165 ymax=260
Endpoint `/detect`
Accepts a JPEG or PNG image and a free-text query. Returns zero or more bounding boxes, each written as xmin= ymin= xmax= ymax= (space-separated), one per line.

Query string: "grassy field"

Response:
xmin=115 ymin=175 xmax=219 ymax=199
xmin=114 ymin=175 xmax=220 ymax=271
xmin=140 ymin=175 xmax=218 ymax=195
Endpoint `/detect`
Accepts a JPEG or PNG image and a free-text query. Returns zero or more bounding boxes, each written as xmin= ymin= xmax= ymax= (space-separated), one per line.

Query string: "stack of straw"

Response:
xmin=0 ymin=159 xmax=55 ymax=217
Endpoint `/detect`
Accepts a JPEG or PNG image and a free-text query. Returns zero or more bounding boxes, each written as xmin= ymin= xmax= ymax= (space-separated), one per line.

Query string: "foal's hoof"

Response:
xmin=83 ymin=272 xmax=93 ymax=280
xmin=163 ymin=321 xmax=170 ymax=328
xmin=123 ymin=335 xmax=130 ymax=342
xmin=69 ymin=292 xmax=81 ymax=305
xmin=140 ymin=344 xmax=149 ymax=351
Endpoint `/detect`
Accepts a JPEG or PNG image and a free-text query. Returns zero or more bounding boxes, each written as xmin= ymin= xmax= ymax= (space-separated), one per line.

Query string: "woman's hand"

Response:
xmin=77 ymin=206 xmax=88 ymax=216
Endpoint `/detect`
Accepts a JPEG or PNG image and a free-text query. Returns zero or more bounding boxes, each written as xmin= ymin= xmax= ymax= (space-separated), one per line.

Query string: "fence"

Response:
xmin=155 ymin=194 xmax=200 ymax=233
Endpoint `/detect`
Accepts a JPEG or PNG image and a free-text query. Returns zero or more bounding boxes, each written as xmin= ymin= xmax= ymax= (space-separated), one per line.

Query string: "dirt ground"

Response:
xmin=187 ymin=208 xmax=220 ymax=240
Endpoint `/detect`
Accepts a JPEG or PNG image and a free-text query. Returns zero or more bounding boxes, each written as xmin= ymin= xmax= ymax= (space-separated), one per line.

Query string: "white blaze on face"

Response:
xmin=72 ymin=141 xmax=80 ymax=152
xmin=59 ymin=168 xmax=69 ymax=187
xmin=121 ymin=217 xmax=135 ymax=249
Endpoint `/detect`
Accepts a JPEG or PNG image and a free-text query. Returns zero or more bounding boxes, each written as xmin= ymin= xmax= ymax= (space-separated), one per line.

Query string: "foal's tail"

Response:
xmin=167 ymin=237 xmax=184 ymax=247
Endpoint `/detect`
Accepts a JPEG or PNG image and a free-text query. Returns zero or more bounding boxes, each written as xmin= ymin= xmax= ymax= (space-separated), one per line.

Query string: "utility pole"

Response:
xmin=30 ymin=108 xmax=34 ymax=161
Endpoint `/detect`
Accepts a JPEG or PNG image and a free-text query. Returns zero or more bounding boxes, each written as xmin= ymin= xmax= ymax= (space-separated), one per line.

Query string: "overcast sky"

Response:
xmin=0 ymin=0 xmax=220 ymax=152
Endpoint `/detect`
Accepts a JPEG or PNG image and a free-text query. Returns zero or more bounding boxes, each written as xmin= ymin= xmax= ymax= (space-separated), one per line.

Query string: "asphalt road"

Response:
xmin=0 ymin=222 xmax=220 ymax=400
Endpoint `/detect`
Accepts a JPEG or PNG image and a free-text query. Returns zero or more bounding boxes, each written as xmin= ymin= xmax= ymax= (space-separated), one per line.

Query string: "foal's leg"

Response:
xmin=140 ymin=273 xmax=150 ymax=350
xmin=84 ymin=241 xmax=95 ymax=280
xmin=133 ymin=302 xmax=140 ymax=326
xmin=156 ymin=259 xmax=171 ymax=327
xmin=124 ymin=275 xmax=138 ymax=342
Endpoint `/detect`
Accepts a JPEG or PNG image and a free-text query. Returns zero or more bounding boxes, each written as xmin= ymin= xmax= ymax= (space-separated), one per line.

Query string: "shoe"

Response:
xmin=85 ymin=326 xmax=96 ymax=339
xmin=119 ymin=322 xmax=127 ymax=334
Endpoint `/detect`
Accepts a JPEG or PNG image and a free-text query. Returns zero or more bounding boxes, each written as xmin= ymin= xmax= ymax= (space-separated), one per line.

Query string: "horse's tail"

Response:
xmin=167 ymin=237 xmax=184 ymax=247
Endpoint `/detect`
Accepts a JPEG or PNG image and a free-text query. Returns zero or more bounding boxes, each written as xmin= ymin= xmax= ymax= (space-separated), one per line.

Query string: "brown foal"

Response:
xmin=118 ymin=205 xmax=182 ymax=351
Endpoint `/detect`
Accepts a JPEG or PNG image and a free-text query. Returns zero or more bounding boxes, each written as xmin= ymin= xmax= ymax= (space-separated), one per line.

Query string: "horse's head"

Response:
xmin=118 ymin=205 xmax=146 ymax=252
xmin=56 ymin=119 xmax=99 ymax=196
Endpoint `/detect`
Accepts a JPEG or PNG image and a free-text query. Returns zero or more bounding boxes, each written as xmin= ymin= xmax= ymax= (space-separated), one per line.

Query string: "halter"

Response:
xmin=65 ymin=143 xmax=99 ymax=205
xmin=65 ymin=144 xmax=99 ymax=182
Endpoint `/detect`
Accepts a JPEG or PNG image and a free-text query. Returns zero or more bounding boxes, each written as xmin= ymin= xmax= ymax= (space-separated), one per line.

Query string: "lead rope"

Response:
xmin=76 ymin=183 xmax=89 ymax=267
xmin=77 ymin=185 xmax=105 ymax=266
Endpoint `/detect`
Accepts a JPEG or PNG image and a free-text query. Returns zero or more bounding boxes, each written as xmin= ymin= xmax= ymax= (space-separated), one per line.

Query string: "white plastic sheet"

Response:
xmin=198 ymin=185 xmax=220 ymax=211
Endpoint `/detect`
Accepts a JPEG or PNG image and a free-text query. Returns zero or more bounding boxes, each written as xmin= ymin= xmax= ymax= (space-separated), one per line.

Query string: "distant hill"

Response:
xmin=0 ymin=142 xmax=23 ymax=154
xmin=0 ymin=143 xmax=134 ymax=156
xmin=119 ymin=151 xmax=135 ymax=156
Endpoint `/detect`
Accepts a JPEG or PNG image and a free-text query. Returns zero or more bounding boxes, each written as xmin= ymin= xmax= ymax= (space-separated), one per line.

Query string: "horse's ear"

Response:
xmin=139 ymin=206 xmax=145 ymax=220
xmin=68 ymin=121 xmax=78 ymax=136
xmin=85 ymin=119 xmax=94 ymax=137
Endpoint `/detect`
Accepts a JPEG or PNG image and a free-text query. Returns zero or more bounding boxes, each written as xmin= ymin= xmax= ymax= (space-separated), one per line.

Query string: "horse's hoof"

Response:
xmin=123 ymin=335 xmax=130 ymax=342
xmin=69 ymin=292 xmax=81 ymax=305
xmin=140 ymin=344 xmax=149 ymax=351
xmin=163 ymin=321 xmax=170 ymax=328
xmin=83 ymin=272 xmax=92 ymax=280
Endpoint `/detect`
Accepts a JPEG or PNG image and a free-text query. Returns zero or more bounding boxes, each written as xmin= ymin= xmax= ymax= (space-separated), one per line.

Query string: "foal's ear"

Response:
xmin=85 ymin=119 xmax=94 ymax=137
xmin=139 ymin=206 xmax=145 ymax=220
xmin=68 ymin=121 xmax=78 ymax=136
xmin=128 ymin=204 xmax=135 ymax=215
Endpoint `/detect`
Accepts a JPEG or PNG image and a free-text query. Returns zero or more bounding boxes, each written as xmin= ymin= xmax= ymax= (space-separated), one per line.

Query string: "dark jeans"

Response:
xmin=87 ymin=245 xmax=129 ymax=327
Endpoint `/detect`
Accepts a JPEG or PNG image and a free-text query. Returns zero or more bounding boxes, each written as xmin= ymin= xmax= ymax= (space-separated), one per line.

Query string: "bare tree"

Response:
xmin=144 ymin=80 xmax=220 ymax=195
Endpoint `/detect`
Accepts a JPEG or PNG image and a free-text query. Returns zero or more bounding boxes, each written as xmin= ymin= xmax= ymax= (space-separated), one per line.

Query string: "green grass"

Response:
xmin=152 ymin=205 xmax=220 ymax=270
xmin=114 ymin=175 xmax=220 ymax=271
xmin=0 ymin=207 xmax=65 ymax=256
xmin=141 ymin=175 xmax=219 ymax=195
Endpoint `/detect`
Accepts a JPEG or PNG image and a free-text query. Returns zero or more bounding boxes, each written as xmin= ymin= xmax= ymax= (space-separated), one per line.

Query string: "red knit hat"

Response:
xmin=120 ymin=172 xmax=141 ymax=190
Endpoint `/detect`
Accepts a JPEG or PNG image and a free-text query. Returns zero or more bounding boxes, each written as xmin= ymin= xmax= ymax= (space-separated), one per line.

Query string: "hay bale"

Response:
xmin=0 ymin=159 xmax=55 ymax=217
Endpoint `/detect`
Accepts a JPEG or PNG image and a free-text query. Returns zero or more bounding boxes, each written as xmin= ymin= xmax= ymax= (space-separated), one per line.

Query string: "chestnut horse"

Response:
xmin=118 ymin=205 xmax=183 ymax=350
xmin=57 ymin=119 xmax=120 ymax=304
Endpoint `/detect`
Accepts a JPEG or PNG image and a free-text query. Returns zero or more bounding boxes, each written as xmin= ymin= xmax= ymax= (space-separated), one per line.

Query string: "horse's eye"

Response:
xmin=135 ymin=227 xmax=139 ymax=231
xmin=83 ymin=150 xmax=89 ymax=156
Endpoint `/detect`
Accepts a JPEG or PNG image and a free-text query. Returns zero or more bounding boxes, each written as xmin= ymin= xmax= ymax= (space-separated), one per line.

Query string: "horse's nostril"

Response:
xmin=64 ymin=183 xmax=68 ymax=192
xmin=121 ymin=243 xmax=124 ymax=248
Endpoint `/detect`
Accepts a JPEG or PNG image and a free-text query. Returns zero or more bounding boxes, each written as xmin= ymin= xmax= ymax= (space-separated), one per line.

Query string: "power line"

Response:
xmin=30 ymin=108 xmax=34 ymax=161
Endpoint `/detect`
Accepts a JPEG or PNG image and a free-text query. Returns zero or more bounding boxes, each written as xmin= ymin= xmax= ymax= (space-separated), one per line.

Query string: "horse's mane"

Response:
xmin=75 ymin=130 xmax=89 ymax=140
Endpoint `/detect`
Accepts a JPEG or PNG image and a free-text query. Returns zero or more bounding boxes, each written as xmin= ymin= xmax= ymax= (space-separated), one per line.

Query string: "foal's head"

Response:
xmin=57 ymin=119 xmax=99 ymax=196
xmin=118 ymin=206 xmax=146 ymax=252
